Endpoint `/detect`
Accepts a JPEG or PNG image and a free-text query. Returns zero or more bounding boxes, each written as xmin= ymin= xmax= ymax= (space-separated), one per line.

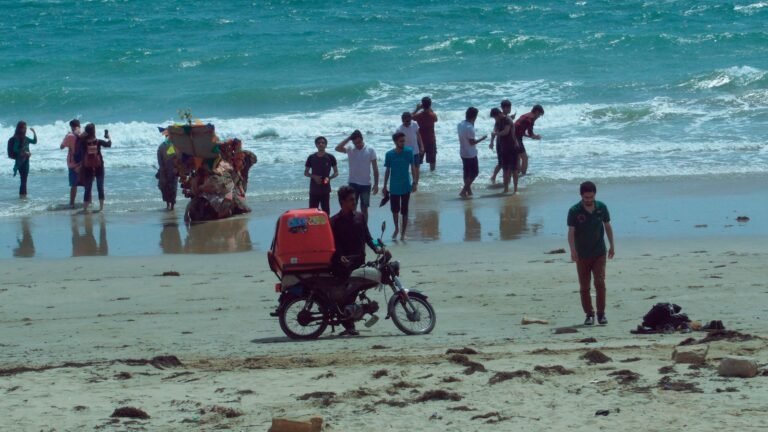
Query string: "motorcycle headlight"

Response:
xmin=389 ymin=260 xmax=400 ymax=276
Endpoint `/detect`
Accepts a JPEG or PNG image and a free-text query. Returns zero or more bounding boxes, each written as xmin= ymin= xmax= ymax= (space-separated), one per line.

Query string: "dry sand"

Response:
xmin=1 ymin=235 xmax=767 ymax=431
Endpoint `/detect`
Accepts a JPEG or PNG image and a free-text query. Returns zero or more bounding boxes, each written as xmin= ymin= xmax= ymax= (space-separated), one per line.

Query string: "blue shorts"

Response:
xmin=348 ymin=183 xmax=371 ymax=209
xmin=413 ymin=154 xmax=422 ymax=166
xmin=68 ymin=168 xmax=78 ymax=187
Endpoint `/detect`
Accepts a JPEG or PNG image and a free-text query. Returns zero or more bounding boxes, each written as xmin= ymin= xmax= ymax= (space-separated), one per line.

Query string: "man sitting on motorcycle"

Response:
xmin=330 ymin=185 xmax=383 ymax=335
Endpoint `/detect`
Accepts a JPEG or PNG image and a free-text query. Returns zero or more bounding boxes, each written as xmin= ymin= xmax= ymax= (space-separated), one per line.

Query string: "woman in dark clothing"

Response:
xmin=76 ymin=123 xmax=112 ymax=213
xmin=8 ymin=121 xmax=37 ymax=198
xmin=156 ymin=139 xmax=178 ymax=210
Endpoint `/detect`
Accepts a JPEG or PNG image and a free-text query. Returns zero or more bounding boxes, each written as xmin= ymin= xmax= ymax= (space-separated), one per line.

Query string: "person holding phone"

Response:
xmin=8 ymin=121 xmax=37 ymax=198
xmin=77 ymin=123 xmax=112 ymax=213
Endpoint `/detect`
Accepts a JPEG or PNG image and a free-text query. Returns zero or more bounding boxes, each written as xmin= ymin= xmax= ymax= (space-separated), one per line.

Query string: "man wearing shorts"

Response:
xmin=335 ymin=129 xmax=379 ymax=220
xmin=514 ymin=104 xmax=544 ymax=176
xmin=383 ymin=132 xmax=417 ymax=240
xmin=304 ymin=136 xmax=338 ymax=215
xmin=396 ymin=112 xmax=423 ymax=190
xmin=490 ymin=99 xmax=516 ymax=183
xmin=567 ymin=181 xmax=615 ymax=326
xmin=60 ymin=119 xmax=81 ymax=208
xmin=457 ymin=107 xmax=487 ymax=198
xmin=490 ymin=108 xmax=519 ymax=194
xmin=412 ymin=96 xmax=438 ymax=171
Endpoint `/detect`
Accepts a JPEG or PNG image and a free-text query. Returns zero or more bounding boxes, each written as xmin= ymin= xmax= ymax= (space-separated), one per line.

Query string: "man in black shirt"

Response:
xmin=305 ymin=136 xmax=338 ymax=215
xmin=330 ymin=185 xmax=382 ymax=335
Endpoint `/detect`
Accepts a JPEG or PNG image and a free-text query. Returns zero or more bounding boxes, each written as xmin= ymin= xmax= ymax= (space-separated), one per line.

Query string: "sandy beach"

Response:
xmin=2 ymin=175 xmax=767 ymax=431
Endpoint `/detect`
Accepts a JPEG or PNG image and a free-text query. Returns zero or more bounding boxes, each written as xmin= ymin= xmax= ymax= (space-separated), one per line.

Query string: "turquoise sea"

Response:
xmin=1 ymin=0 xmax=767 ymax=219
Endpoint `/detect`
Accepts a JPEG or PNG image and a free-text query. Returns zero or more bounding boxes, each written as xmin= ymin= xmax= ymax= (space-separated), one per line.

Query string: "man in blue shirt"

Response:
xmin=383 ymin=132 xmax=417 ymax=240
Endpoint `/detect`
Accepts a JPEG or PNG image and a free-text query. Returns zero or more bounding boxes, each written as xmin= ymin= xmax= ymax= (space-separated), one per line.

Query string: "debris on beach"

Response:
xmin=609 ymin=369 xmax=641 ymax=384
xmin=446 ymin=347 xmax=478 ymax=355
xmin=546 ymin=248 xmax=566 ymax=254
xmin=672 ymin=345 xmax=708 ymax=365
xmin=297 ymin=392 xmax=336 ymax=407
xmin=554 ymin=327 xmax=578 ymax=334
xmin=442 ymin=376 xmax=462 ymax=383
xmin=534 ymin=365 xmax=574 ymax=375
xmin=270 ymin=416 xmax=323 ymax=432
xmin=200 ymin=405 xmax=243 ymax=418
xmin=578 ymin=337 xmax=597 ymax=343
xmin=375 ymin=399 xmax=408 ymax=408
xmin=717 ymin=356 xmax=759 ymax=378
xmin=111 ymin=407 xmax=150 ymax=419
xmin=521 ymin=316 xmax=549 ymax=325
xmin=161 ymin=271 xmax=181 ymax=276
xmin=581 ymin=349 xmax=612 ymax=364
xmin=414 ymin=389 xmax=462 ymax=402
xmin=447 ymin=405 xmax=475 ymax=411
xmin=697 ymin=330 xmax=758 ymax=344
xmin=372 ymin=369 xmax=388 ymax=379
xmin=448 ymin=354 xmax=487 ymax=375
xmin=658 ymin=376 xmax=702 ymax=393
xmin=114 ymin=371 xmax=132 ymax=380
xmin=736 ymin=216 xmax=750 ymax=222
xmin=488 ymin=370 xmax=532 ymax=385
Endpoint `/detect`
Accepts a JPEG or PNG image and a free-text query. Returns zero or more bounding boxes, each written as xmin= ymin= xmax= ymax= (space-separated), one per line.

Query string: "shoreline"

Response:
xmin=0 ymin=173 xmax=765 ymax=259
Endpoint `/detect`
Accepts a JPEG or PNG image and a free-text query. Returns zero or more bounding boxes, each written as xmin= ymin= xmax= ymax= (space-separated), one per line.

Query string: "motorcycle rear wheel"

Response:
xmin=389 ymin=296 xmax=436 ymax=335
xmin=279 ymin=296 xmax=328 ymax=340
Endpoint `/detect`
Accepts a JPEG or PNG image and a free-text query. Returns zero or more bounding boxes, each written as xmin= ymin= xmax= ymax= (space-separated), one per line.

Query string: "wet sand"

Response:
xmin=0 ymin=174 xmax=765 ymax=258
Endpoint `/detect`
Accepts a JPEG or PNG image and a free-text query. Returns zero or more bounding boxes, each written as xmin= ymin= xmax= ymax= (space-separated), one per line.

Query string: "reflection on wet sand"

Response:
xmin=499 ymin=197 xmax=529 ymax=240
xmin=464 ymin=202 xmax=481 ymax=241
xmin=14 ymin=217 xmax=35 ymax=258
xmin=412 ymin=209 xmax=440 ymax=241
xmin=160 ymin=222 xmax=183 ymax=254
xmin=184 ymin=217 xmax=253 ymax=254
xmin=71 ymin=214 xmax=109 ymax=257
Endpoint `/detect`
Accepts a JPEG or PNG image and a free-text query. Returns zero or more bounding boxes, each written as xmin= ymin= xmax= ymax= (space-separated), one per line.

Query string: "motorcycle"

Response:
xmin=271 ymin=222 xmax=436 ymax=339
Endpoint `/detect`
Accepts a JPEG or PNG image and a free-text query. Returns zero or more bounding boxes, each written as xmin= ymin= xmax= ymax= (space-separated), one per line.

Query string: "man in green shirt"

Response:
xmin=567 ymin=181 xmax=615 ymax=326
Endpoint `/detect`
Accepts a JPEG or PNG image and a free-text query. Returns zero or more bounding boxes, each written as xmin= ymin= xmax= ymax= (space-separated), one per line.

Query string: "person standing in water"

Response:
xmin=8 ymin=121 xmax=37 ymax=198
xmin=489 ymin=107 xmax=519 ymax=194
xmin=60 ymin=119 xmax=81 ymax=208
xmin=396 ymin=111 xmax=423 ymax=190
xmin=304 ymin=136 xmax=338 ymax=215
xmin=490 ymin=99 xmax=515 ymax=184
xmin=412 ymin=96 xmax=438 ymax=171
xmin=156 ymin=137 xmax=178 ymax=210
xmin=457 ymin=107 xmax=487 ymax=198
xmin=383 ymin=132 xmax=416 ymax=240
xmin=514 ymin=104 xmax=544 ymax=176
xmin=77 ymin=123 xmax=112 ymax=213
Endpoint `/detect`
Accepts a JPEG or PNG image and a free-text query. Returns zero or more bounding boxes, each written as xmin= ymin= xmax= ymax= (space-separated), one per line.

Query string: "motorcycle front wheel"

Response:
xmin=389 ymin=295 xmax=436 ymax=335
xmin=278 ymin=296 xmax=328 ymax=340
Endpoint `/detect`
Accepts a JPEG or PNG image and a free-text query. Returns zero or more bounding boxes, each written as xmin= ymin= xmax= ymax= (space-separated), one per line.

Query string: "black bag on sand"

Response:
xmin=642 ymin=303 xmax=690 ymax=329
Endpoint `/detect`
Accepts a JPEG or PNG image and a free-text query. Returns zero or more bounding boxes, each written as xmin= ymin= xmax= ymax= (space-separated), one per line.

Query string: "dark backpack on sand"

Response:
xmin=642 ymin=303 xmax=690 ymax=329
xmin=7 ymin=137 xmax=17 ymax=160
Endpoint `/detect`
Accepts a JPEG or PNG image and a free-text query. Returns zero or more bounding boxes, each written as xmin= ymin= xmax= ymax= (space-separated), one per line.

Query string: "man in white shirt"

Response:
xmin=335 ymin=129 xmax=379 ymax=220
xmin=457 ymin=107 xmax=487 ymax=198
xmin=396 ymin=112 xmax=423 ymax=190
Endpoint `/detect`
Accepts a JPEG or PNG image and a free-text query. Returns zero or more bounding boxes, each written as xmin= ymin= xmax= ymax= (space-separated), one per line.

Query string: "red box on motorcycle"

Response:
xmin=268 ymin=208 xmax=335 ymax=278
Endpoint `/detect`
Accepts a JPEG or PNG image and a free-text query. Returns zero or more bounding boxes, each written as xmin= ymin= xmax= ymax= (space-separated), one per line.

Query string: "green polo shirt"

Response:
xmin=567 ymin=200 xmax=610 ymax=258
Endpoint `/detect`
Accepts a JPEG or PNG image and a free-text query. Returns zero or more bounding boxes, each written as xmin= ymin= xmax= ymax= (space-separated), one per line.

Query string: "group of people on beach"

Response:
xmin=302 ymin=96 xmax=544 ymax=240
xmin=7 ymin=119 xmax=112 ymax=213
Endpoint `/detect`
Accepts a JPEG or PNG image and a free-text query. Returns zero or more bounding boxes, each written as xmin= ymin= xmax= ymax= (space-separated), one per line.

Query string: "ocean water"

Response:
xmin=1 ymin=0 xmax=767 ymax=217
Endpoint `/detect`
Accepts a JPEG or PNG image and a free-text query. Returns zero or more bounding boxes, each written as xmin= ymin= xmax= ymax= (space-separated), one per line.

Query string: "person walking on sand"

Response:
xmin=514 ymin=104 xmax=544 ymax=176
xmin=60 ymin=119 xmax=81 ymax=208
xmin=567 ymin=181 xmax=615 ymax=326
xmin=396 ymin=112 xmax=423 ymax=188
xmin=412 ymin=96 xmax=438 ymax=171
xmin=457 ymin=107 xmax=487 ymax=198
xmin=7 ymin=121 xmax=37 ymax=198
xmin=305 ymin=136 xmax=338 ymax=215
xmin=383 ymin=132 xmax=417 ymax=240
xmin=335 ymin=129 xmax=379 ymax=220
xmin=489 ymin=108 xmax=520 ymax=194
xmin=490 ymin=99 xmax=516 ymax=184
xmin=76 ymin=123 xmax=112 ymax=213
